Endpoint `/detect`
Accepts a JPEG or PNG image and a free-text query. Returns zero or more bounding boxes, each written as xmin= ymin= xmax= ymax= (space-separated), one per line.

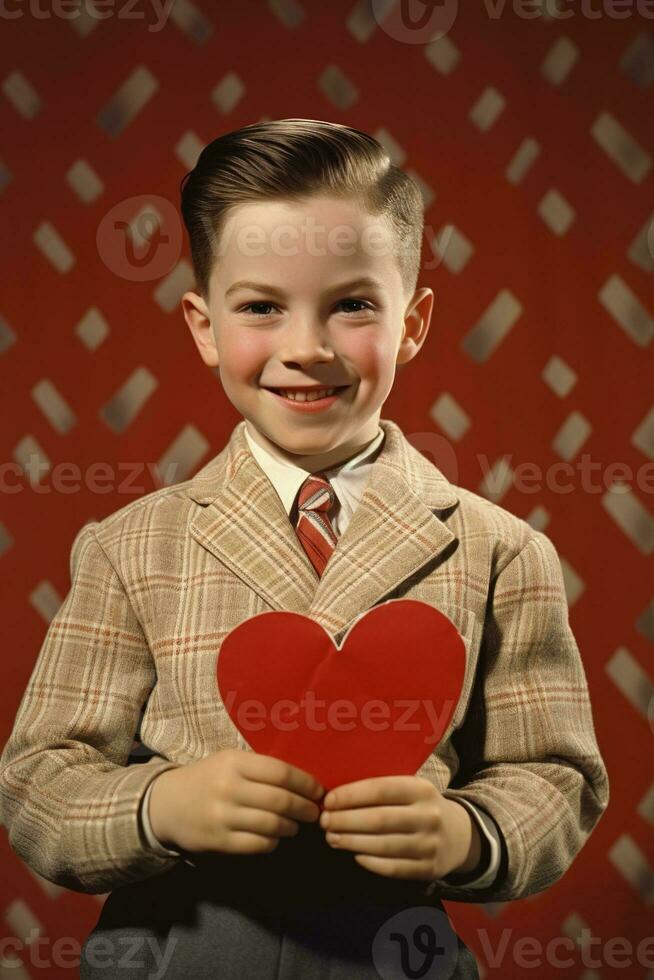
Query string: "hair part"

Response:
xmin=179 ymin=118 xmax=425 ymax=302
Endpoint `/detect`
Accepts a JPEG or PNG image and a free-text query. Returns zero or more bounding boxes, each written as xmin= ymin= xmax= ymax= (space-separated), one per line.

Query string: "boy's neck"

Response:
xmin=244 ymin=420 xmax=382 ymax=472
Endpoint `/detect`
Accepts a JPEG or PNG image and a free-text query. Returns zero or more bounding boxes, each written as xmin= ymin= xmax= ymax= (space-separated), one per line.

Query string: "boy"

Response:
xmin=0 ymin=119 xmax=609 ymax=979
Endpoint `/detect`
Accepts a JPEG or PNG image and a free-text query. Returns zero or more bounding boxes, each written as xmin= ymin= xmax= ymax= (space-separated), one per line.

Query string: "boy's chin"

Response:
xmin=245 ymin=420 xmax=344 ymax=458
xmin=251 ymin=427 xmax=327 ymax=454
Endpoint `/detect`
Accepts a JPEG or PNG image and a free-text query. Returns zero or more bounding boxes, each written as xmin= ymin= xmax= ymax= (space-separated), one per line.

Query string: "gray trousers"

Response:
xmin=80 ymin=822 xmax=480 ymax=979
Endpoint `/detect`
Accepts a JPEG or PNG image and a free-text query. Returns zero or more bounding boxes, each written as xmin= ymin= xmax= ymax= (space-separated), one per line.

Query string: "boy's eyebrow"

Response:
xmin=224 ymin=276 xmax=386 ymax=299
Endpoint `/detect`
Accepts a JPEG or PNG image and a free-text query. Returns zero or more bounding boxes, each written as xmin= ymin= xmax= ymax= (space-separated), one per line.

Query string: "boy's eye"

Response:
xmin=240 ymin=302 xmax=277 ymax=317
xmin=238 ymin=298 xmax=373 ymax=317
xmin=338 ymin=298 xmax=372 ymax=314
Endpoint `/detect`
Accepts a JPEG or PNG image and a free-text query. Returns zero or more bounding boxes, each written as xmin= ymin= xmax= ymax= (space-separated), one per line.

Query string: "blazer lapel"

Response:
xmin=186 ymin=419 xmax=460 ymax=643
xmin=187 ymin=425 xmax=317 ymax=614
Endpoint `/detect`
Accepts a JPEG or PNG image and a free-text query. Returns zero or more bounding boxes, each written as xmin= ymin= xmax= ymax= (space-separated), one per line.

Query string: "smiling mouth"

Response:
xmin=263 ymin=385 xmax=350 ymax=398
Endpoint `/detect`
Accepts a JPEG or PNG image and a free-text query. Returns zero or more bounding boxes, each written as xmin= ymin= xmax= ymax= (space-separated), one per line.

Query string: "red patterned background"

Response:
xmin=1 ymin=0 xmax=652 ymax=977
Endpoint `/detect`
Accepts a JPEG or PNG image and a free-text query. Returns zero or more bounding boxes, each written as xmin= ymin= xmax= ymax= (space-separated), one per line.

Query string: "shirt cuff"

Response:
xmin=423 ymin=797 xmax=502 ymax=897
xmin=139 ymin=781 xmax=196 ymax=867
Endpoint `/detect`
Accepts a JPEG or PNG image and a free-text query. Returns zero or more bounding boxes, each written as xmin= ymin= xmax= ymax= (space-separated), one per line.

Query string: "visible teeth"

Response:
xmin=278 ymin=387 xmax=337 ymax=402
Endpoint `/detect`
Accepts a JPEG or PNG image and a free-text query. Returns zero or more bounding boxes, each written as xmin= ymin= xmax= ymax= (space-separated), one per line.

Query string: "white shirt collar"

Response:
xmin=243 ymin=423 xmax=385 ymax=517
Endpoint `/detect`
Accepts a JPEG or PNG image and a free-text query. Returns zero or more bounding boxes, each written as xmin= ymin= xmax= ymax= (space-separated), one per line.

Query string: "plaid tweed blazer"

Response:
xmin=0 ymin=417 xmax=609 ymax=899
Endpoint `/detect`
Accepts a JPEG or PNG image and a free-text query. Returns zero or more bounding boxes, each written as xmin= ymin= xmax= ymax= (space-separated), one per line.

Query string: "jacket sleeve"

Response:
xmin=0 ymin=521 xmax=183 ymax=894
xmin=429 ymin=529 xmax=610 ymax=904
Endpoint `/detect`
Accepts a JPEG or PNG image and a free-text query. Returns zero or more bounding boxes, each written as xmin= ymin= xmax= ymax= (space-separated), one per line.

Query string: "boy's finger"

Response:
xmin=320 ymin=804 xmax=416 ymax=834
xmin=324 ymin=775 xmax=417 ymax=809
xmin=287 ymin=763 xmax=324 ymax=800
xmin=246 ymin=752 xmax=324 ymax=799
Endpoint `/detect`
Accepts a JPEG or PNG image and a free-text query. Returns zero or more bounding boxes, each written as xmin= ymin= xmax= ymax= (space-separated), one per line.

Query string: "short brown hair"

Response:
xmin=179 ymin=117 xmax=425 ymax=301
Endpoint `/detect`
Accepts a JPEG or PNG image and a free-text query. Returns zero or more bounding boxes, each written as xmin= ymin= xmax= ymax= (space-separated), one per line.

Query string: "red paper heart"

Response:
xmin=217 ymin=599 xmax=466 ymax=791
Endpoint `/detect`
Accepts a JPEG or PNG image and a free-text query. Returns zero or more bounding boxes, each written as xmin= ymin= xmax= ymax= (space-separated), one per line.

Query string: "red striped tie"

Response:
xmin=294 ymin=472 xmax=338 ymax=578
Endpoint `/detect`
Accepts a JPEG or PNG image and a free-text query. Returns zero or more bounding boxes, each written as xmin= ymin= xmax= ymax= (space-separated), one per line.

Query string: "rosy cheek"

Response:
xmin=221 ymin=332 xmax=269 ymax=375
xmin=341 ymin=334 xmax=386 ymax=378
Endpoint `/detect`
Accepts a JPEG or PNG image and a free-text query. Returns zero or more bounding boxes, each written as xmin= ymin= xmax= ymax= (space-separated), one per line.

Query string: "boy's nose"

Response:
xmin=276 ymin=323 xmax=336 ymax=362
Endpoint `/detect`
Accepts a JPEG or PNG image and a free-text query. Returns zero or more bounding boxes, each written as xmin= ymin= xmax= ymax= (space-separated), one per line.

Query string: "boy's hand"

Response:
xmin=148 ymin=749 xmax=324 ymax=856
xmin=319 ymin=775 xmax=482 ymax=882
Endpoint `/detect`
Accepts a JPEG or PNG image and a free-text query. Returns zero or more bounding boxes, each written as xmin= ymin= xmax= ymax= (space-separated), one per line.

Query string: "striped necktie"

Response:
xmin=294 ymin=472 xmax=338 ymax=578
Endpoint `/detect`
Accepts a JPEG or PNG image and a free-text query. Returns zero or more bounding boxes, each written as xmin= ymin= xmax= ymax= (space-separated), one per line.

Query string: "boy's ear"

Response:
xmin=182 ymin=289 xmax=219 ymax=368
xmin=397 ymin=287 xmax=434 ymax=365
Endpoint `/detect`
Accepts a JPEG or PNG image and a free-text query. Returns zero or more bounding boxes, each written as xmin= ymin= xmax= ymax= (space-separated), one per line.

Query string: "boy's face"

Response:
xmin=182 ymin=194 xmax=433 ymax=469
